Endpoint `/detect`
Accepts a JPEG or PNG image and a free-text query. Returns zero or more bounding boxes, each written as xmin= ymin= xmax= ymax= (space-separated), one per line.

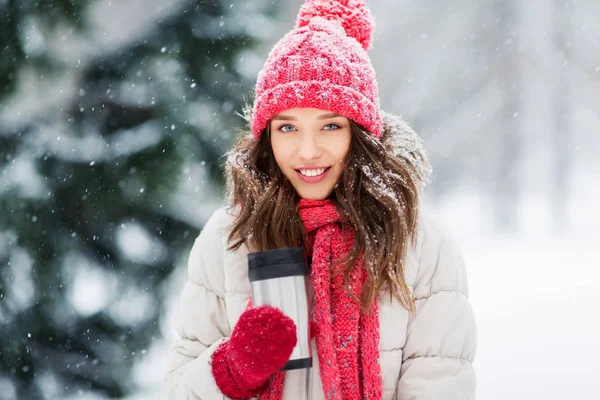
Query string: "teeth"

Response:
xmin=299 ymin=168 xmax=326 ymax=177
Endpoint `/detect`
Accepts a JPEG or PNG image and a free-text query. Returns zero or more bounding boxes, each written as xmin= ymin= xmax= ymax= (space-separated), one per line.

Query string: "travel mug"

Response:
xmin=247 ymin=247 xmax=312 ymax=370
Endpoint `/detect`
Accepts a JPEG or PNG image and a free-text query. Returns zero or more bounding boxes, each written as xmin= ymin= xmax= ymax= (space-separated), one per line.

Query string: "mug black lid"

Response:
xmin=247 ymin=247 xmax=307 ymax=281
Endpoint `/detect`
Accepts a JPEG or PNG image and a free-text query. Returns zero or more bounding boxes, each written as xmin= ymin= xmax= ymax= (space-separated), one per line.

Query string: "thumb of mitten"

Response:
xmin=227 ymin=305 xmax=297 ymax=390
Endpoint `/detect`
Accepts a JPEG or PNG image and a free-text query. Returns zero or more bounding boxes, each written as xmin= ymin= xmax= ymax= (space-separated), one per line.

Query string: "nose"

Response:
xmin=297 ymin=132 xmax=322 ymax=161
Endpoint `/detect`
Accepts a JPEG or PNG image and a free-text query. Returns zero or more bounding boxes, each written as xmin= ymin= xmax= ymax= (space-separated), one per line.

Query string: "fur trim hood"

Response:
xmin=381 ymin=110 xmax=432 ymax=192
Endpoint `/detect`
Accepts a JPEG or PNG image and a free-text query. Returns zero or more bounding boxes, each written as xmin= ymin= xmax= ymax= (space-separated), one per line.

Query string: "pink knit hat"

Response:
xmin=251 ymin=0 xmax=383 ymax=139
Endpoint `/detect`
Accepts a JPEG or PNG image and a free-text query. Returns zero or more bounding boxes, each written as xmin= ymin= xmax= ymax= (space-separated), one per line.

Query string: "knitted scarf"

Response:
xmin=258 ymin=198 xmax=382 ymax=400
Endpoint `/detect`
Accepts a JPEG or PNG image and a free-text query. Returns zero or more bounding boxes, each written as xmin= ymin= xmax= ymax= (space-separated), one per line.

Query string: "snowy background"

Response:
xmin=1 ymin=0 xmax=599 ymax=399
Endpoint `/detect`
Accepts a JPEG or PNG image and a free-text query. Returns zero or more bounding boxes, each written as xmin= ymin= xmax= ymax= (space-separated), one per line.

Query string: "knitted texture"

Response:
xmin=211 ymin=306 xmax=297 ymax=399
xmin=296 ymin=0 xmax=374 ymax=51
xmin=251 ymin=0 xmax=383 ymax=139
xmin=259 ymin=199 xmax=382 ymax=400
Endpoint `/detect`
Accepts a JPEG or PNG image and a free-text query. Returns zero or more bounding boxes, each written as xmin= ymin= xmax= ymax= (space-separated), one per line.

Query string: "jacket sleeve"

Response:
xmin=165 ymin=207 xmax=233 ymax=399
xmin=397 ymin=217 xmax=477 ymax=399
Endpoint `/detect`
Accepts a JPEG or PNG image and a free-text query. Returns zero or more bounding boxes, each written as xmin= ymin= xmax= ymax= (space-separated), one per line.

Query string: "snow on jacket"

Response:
xmin=165 ymin=114 xmax=477 ymax=399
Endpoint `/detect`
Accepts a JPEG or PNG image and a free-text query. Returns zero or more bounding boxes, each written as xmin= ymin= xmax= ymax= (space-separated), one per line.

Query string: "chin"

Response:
xmin=294 ymin=186 xmax=334 ymax=201
xmin=300 ymin=193 xmax=330 ymax=200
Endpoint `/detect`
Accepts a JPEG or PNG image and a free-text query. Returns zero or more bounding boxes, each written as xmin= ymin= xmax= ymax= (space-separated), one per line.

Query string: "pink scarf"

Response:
xmin=259 ymin=199 xmax=382 ymax=400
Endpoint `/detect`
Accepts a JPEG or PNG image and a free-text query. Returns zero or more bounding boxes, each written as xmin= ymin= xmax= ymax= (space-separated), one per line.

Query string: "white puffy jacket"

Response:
xmin=165 ymin=205 xmax=477 ymax=399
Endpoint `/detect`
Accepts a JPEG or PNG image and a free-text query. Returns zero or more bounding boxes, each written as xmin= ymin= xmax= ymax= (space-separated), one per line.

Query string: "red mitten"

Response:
xmin=211 ymin=305 xmax=297 ymax=399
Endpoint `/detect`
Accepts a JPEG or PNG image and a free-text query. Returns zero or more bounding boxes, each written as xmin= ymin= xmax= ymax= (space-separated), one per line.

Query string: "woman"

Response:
xmin=166 ymin=1 xmax=477 ymax=399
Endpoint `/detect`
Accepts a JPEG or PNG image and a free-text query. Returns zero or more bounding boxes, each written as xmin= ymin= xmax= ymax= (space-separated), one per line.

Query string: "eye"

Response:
xmin=324 ymin=123 xmax=341 ymax=130
xmin=278 ymin=124 xmax=296 ymax=133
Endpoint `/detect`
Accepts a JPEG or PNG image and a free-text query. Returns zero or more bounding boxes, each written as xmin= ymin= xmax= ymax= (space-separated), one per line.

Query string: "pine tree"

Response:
xmin=0 ymin=0 xmax=276 ymax=398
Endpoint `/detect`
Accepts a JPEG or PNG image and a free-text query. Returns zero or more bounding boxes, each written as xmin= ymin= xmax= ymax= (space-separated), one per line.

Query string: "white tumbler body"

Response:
xmin=248 ymin=247 xmax=312 ymax=370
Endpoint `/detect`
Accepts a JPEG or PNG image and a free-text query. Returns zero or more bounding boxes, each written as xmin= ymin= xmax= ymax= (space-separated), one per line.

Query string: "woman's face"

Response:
xmin=270 ymin=107 xmax=352 ymax=200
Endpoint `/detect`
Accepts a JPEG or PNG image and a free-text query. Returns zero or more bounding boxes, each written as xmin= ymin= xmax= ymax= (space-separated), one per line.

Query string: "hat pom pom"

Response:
xmin=295 ymin=0 xmax=375 ymax=51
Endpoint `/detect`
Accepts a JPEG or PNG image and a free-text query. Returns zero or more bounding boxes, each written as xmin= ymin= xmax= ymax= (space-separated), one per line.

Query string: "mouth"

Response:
xmin=295 ymin=166 xmax=331 ymax=183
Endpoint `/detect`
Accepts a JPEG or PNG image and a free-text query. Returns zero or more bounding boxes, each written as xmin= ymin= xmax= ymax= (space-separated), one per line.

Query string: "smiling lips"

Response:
xmin=298 ymin=167 xmax=327 ymax=176
xmin=295 ymin=166 xmax=331 ymax=183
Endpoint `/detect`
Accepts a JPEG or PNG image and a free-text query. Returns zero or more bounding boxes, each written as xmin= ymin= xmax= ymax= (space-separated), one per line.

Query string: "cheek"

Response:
xmin=271 ymin=138 xmax=292 ymax=168
xmin=334 ymin=136 xmax=351 ymax=163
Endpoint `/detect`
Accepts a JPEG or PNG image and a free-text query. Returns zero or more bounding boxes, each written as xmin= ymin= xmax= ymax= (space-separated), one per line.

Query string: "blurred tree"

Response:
xmin=0 ymin=0 xmax=276 ymax=398
xmin=551 ymin=0 xmax=573 ymax=233
xmin=490 ymin=0 xmax=522 ymax=231
xmin=0 ymin=0 xmax=88 ymax=102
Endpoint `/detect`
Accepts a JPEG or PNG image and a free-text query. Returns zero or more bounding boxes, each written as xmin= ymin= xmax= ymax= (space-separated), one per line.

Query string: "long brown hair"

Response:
xmin=224 ymin=109 xmax=430 ymax=315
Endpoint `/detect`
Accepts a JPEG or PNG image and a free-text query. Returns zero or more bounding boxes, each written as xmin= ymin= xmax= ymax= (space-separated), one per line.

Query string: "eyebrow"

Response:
xmin=272 ymin=112 xmax=343 ymax=121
